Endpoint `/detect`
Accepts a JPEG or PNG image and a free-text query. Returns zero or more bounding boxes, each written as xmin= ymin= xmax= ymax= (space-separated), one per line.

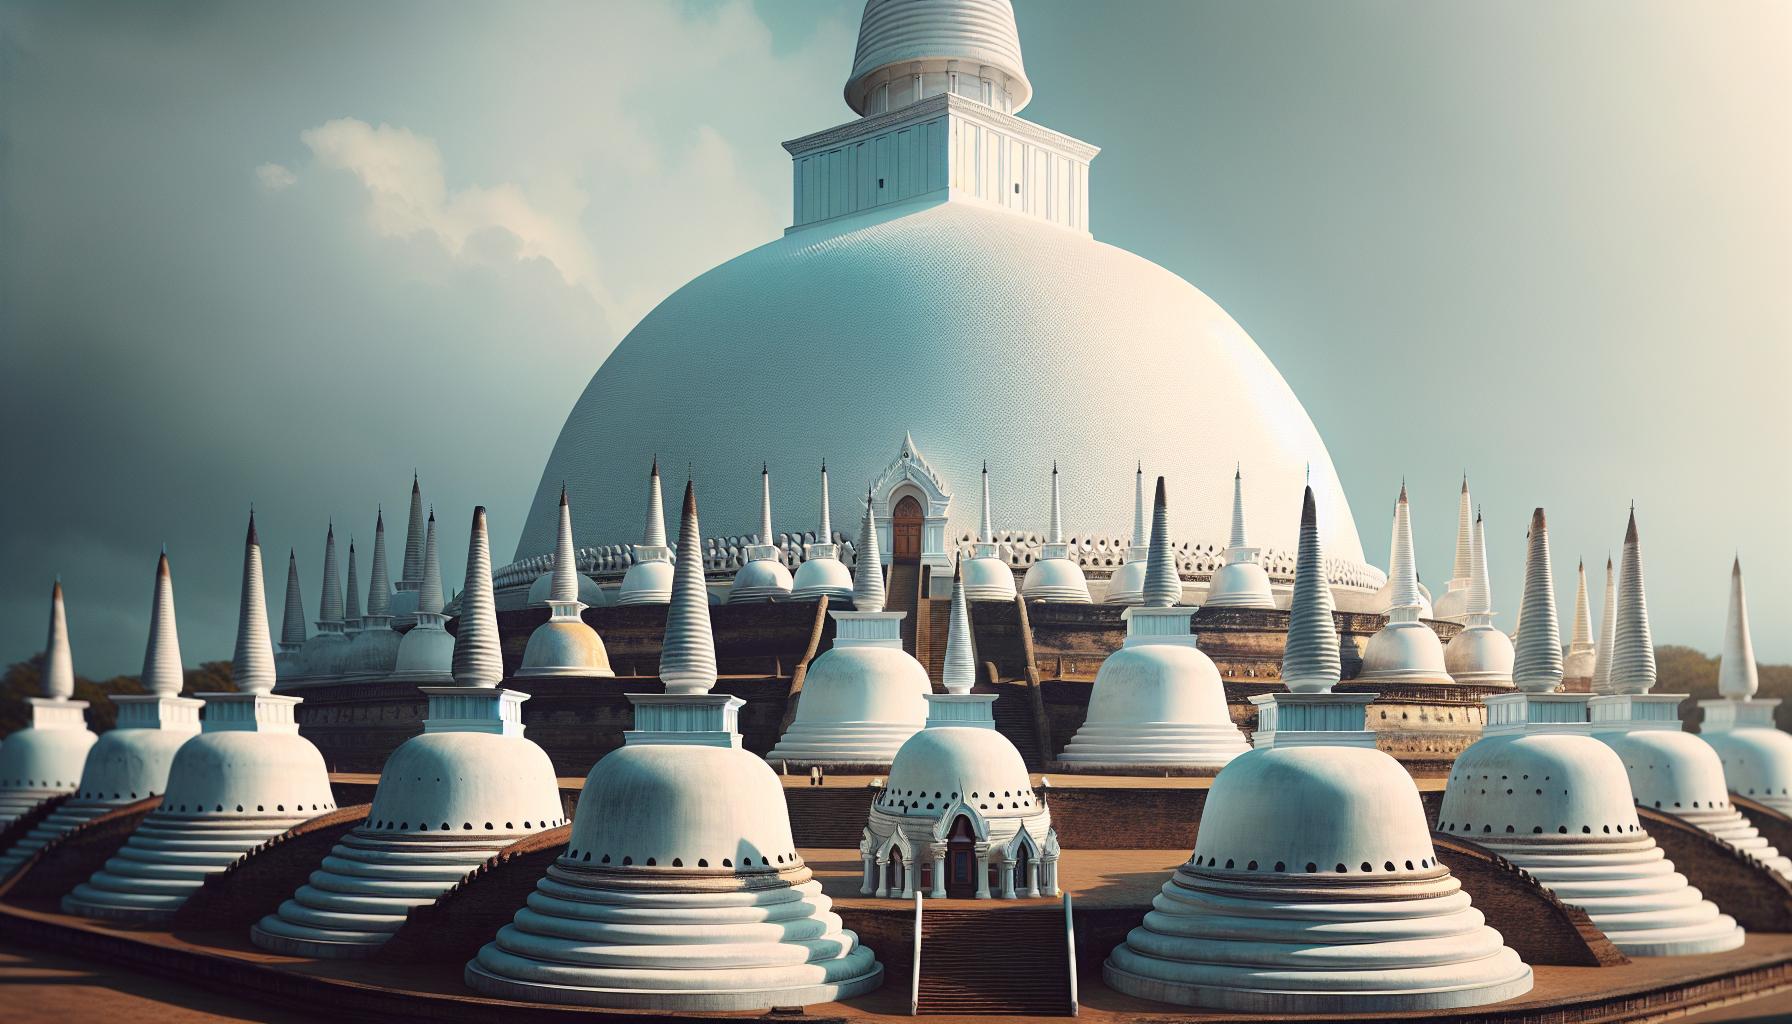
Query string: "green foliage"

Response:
xmin=1656 ymin=644 xmax=1792 ymax=731
xmin=0 ymin=656 xmax=236 ymax=735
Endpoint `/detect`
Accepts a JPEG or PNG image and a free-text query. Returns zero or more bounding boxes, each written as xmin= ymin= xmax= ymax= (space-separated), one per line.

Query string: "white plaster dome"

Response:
xmin=1057 ymin=637 xmax=1249 ymax=767
xmin=1438 ymin=732 xmax=1643 ymax=840
xmin=877 ymin=726 xmax=1038 ymax=820
xmin=791 ymin=555 xmax=853 ymax=600
xmin=528 ymin=570 xmax=607 ymax=607
xmin=1596 ymin=728 xmax=1792 ymax=878
xmin=1703 ymin=726 xmax=1792 ymax=813
xmin=729 ymin=557 xmax=794 ymax=603
xmin=765 ymin=641 xmax=931 ymax=765
xmin=71 ymin=727 xmax=194 ymax=804
xmin=567 ymin=743 xmax=799 ymax=870
xmin=1021 ymin=557 xmax=1090 ymax=603
xmin=0 ymin=727 xmax=96 ymax=798
xmin=364 ymin=732 xmax=566 ymax=836
xmin=513 ymin=202 xmax=1370 ymax=591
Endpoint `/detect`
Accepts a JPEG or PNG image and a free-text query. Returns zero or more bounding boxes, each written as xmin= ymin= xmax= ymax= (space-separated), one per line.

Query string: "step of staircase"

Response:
xmin=887 ymin=561 xmax=922 ymax=656
xmin=917 ymin=905 xmax=1071 ymax=1015
xmin=781 ymin=787 xmax=875 ymax=848
xmin=988 ymin=684 xmax=1044 ymax=771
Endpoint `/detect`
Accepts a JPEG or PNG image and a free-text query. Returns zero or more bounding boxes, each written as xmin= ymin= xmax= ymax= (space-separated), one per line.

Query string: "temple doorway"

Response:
xmin=946 ymin=815 xmax=976 ymax=898
xmin=893 ymin=495 xmax=923 ymax=564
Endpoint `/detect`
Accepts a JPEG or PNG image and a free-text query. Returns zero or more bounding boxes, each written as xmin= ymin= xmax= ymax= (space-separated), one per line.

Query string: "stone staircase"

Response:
xmin=989 ymin=685 xmax=1045 ymax=771
xmin=783 ymin=786 xmax=875 ymax=848
xmin=917 ymin=596 xmax=951 ymax=680
xmin=917 ymin=905 xmax=1073 ymax=1015
xmin=888 ymin=560 xmax=922 ymax=655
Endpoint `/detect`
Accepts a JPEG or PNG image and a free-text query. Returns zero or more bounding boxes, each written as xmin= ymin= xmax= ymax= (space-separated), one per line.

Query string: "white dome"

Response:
xmin=846 ymin=0 xmax=1029 ymax=115
xmin=71 ymin=727 xmax=194 ymax=803
xmin=879 ymin=726 xmax=1036 ymax=820
xmin=1359 ymin=621 xmax=1453 ymax=684
xmin=392 ymin=625 xmax=454 ymax=682
xmin=0 ymin=725 xmax=96 ymax=795
xmin=792 ymin=556 xmax=854 ymax=600
xmin=300 ymin=633 xmax=351 ymax=679
xmin=518 ymin=619 xmax=614 ymax=678
xmin=527 ymin=570 xmax=607 ymax=607
xmin=616 ymin=558 xmax=674 ymax=606
xmin=1599 ymin=730 xmax=1732 ymax=815
xmin=1443 ymin=624 xmax=1514 ymax=687
xmin=962 ymin=554 xmax=1016 ymax=601
xmin=729 ymin=558 xmax=794 ymax=603
xmin=1021 ymin=558 xmax=1090 ymax=604
xmin=341 ymin=626 xmax=403 ymax=680
xmin=1058 ymin=631 xmax=1250 ymax=768
xmin=766 ymin=642 xmax=931 ymax=765
xmin=1104 ymin=560 xmax=1147 ymax=605
xmin=151 ymin=731 xmax=334 ymax=819
xmin=365 ymin=731 xmax=566 ymax=836
xmin=1704 ymin=726 xmax=1792 ymax=813
xmin=1202 ymin=561 xmax=1274 ymax=609
xmin=568 ymin=743 xmax=797 ymax=871
xmin=1439 ymin=732 xmax=1642 ymax=839
xmin=514 ymin=203 xmax=1369 ymax=589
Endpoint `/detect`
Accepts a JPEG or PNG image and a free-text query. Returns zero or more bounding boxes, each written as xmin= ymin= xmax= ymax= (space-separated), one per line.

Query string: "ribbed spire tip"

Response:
xmin=683 ymin=479 xmax=698 ymax=516
xmin=1301 ymin=485 xmax=1316 ymax=527
xmin=246 ymin=511 xmax=259 ymax=546
xmin=1531 ymin=507 xmax=1547 ymax=533
xmin=1154 ymin=475 xmax=1167 ymax=507
xmin=1624 ymin=507 xmax=1638 ymax=544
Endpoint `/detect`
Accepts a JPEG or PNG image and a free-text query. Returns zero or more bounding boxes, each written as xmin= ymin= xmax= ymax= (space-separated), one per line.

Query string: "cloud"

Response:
xmin=255 ymin=162 xmax=296 ymax=191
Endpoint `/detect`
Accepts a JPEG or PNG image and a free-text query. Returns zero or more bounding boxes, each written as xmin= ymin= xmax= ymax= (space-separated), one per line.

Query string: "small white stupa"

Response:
xmin=0 ymin=552 xmax=202 ymax=878
xmin=0 ymin=582 xmax=98 ymax=828
xmin=1589 ymin=510 xmax=1792 ymax=878
xmin=730 ymin=465 xmax=795 ymax=602
xmin=1432 ymin=475 xmax=1475 ymax=623
xmin=392 ymin=510 xmax=455 ymax=683
xmin=254 ymin=505 xmax=566 ymax=958
xmin=1104 ymin=464 xmax=1150 ymax=606
xmin=765 ymin=490 xmax=931 ymax=766
xmin=63 ymin=514 xmax=335 ymax=923
xmin=792 ymin=461 xmax=853 ymax=600
xmin=1021 ymin=462 xmax=1091 ymax=603
xmin=1438 ymin=508 xmax=1744 ymax=956
xmin=962 ymin=463 xmax=1017 ymax=601
xmin=518 ymin=487 xmax=613 ymax=678
xmin=1106 ymin=486 xmax=1531 ymax=1013
xmin=1443 ymin=510 xmax=1514 ymax=686
xmin=617 ymin=458 xmax=674 ymax=606
xmin=862 ymin=563 xmax=1060 ymax=899
xmin=299 ymin=523 xmax=350 ymax=680
xmin=1591 ymin=555 xmax=1618 ymax=695
xmin=1058 ymin=478 xmax=1249 ymax=769
xmin=465 ymin=480 xmax=884 ymax=1010
xmin=275 ymin=549 xmax=308 ymax=684
xmin=1201 ymin=467 xmax=1274 ymax=609
xmin=1563 ymin=560 xmax=1597 ymax=681
xmin=343 ymin=511 xmax=403 ymax=681
xmin=1698 ymin=558 xmax=1792 ymax=814
xmin=1372 ymin=488 xmax=1435 ymax=619
xmin=1359 ymin=484 xmax=1453 ymax=685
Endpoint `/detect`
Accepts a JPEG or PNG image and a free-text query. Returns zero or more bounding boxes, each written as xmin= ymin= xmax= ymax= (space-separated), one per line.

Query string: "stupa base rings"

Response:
xmin=464 ymin=947 xmax=883 ymax=1011
xmin=727 ymin=587 xmax=791 ymax=603
xmin=1102 ymin=956 xmax=1533 ymax=1014
xmin=61 ymin=815 xmax=311 ymax=923
xmin=766 ymin=723 xmax=923 ymax=766
xmin=1355 ymin=667 xmax=1458 ymax=686
xmin=0 ymin=789 xmax=65 ymax=828
xmin=512 ymin=665 xmax=618 ymax=680
xmin=0 ymin=800 xmax=120 ymax=877
xmin=251 ymin=917 xmax=398 ymax=959
xmin=1442 ymin=670 xmax=1515 ymax=687
xmin=1672 ymin=807 xmax=1792 ymax=879
xmin=1057 ymin=724 xmax=1250 ymax=770
xmin=790 ymin=585 xmax=853 ymax=601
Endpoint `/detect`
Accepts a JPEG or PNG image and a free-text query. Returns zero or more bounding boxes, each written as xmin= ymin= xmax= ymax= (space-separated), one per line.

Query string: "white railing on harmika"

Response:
xmin=1064 ymin=890 xmax=1079 ymax=1016
xmin=910 ymin=888 xmax=924 ymax=1016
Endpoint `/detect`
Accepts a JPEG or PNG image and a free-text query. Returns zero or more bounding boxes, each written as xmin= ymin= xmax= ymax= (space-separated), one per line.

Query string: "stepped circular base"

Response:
xmin=790 ymin=585 xmax=852 ymax=600
xmin=0 ymin=799 xmax=118 ymax=877
xmin=1057 ymin=724 xmax=1249 ymax=769
xmin=766 ymin=722 xmax=922 ymax=766
xmin=62 ymin=813 xmax=311 ymax=923
xmin=0 ymin=788 xmax=66 ymax=830
xmin=1677 ymin=806 xmax=1792 ymax=880
xmin=465 ymin=956 xmax=883 ymax=1011
xmin=251 ymin=831 xmax=518 ymax=958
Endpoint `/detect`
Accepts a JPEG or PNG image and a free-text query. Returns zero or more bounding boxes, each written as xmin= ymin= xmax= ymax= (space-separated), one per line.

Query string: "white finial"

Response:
xmin=1570 ymin=560 xmax=1593 ymax=649
xmin=759 ymin=463 xmax=774 ymax=546
xmin=42 ymin=580 xmax=73 ymax=700
xmin=550 ymin=486 xmax=581 ymax=606
xmin=1281 ymin=486 xmax=1340 ymax=692
xmin=1384 ymin=484 xmax=1422 ymax=621
xmin=401 ymin=472 xmax=425 ymax=588
xmin=452 ymin=507 xmax=503 ymax=688
xmin=419 ymin=509 xmax=444 ymax=615
xmin=232 ymin=511 xmax=277 ymax=695
xmin=1142 ymin=477 xmax=1180 ymax=608
xmin=1465 ymin=511 xmax=1493 ymax=623
xmin=1131 ymin=462 xmax=1145 ymax=547
xmin=980 ymin=462 xmax=994 ymax=544
xmin=642 ymin=457 xmax=667 ymax=548
xmin=141 ymin=550 xmax=184 ymax=698
xmin=280 ymin=549 xmax=307 ymax=648
xmin=1512 ymin=508 xmax=1564 ymax=692
xmin=1592 ymin=554 xmax=1617 ymax=695
xmin=343 ymin=538 xmax=362 ymax=627
xmin=660 ymin=480 xmax=718 ymax=694
xmin=1719 ymin=556 xmax=1759 ymax=700
xmin=367 ymin=509 xmax=392 ymax=617
xmin=1048 ymin=462 xmax=1063 ymax=544
xmin=818 ymin=461 xmax=833 ymax=540
xmin=1228 ymin=465 xmax=1248 ymax=550
xmin=318 ymin=522 xmax=343 ymax=628
xmin=1609 ymin=507 xmax=1656 ymax=695
xmin=942 ymin=561 xmax=976 ymax=694
xmin=854 ymin=489 xmax=887 ymax=613
xmin=1451 ymin=474 xmax=1473 ymax=584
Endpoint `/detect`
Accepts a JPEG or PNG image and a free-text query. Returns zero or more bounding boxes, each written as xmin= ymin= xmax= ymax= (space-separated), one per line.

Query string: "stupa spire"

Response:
xmin=818 ymin=461 xmax=833 ymax=540
xmin=401 ymin=473 xmax=425 ymax=588
xmin=1512 ymin=509 xmax=1564 ymax=693
xmin=942 ymin=561 xmax=976 ymax=694
xmin=759 ymin=464 xmax=774 ymax=546
xmin=1451 ymin=475 xmax=1473 ymax=583
xmin=1281 ymin=486 xmax=1340 ymax=692
xmin=452 ymin=507 xmax=503 ymax=688
xmin=1384 ymin=484 xmax=1422 ymax=621
xmin=853 ymin=488 xmax=887 ymax=613
xmin=980 ymin=462 xmax=994 ymax=543
xmin=343 ymin=538 xmax=362 ymax=628
xmin=419 ymin=510 xmax=444 ymax=615
xmin=367 ymin=510 xmax=392 ymax=617
xmin=550 ymin=486 xmax=580 ymax=605
xmin=1592 ymin=555 xmax=1617 ymax=694
xmin=318 ymin=523 xmax=343 ymax=628
xmin=1719 ymin=557 xmax=1759 ymax=700
xmin=1131 ymin=462 xmax=1146 ymax=547
xmin=280 ymin=549 xmax=307 ymax=647
xmin=1570 ymin=561 xmax=1593 ymax=648
xmin=660 ymin=481 xmax=718 ymax=694
xmin=1465 ymin=511 xmax=1493 ymax=623
xmin=42 ymin=580 xmax=74 ymax=700
xmin=1049 ymin=462 xmax=1064 ymax=544
xmin=141 ymin=550 xmax=184 ymax=698
xmin=232 ymin=512 xmax=277 ymax=696
xmin=1142 ymin=477 xmax=1180 ymax=608
xmin=638 ymin=457 xmax=666 ymax=548
xmin=1609 ymin=508 xmax=1656 ymax=695
xmin=1228 ymin=465 xmax=1248 ymax=550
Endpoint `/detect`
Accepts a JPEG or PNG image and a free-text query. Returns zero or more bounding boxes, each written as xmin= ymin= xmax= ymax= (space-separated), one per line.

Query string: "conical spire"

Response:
xmin=1610 ymin=508 xmax=1657 ymax=695
xmin=1719 ymin=557 xmax=1759 ymax=700
xmin=232 ymin=512 xmax=277 ymax=695
xmin=141 ymin=550 xmax=184 ymax=698
xmin=1048 ymin=462 xmax=1064 ymax=544
xmin=451 ymin=507 xmax=503 ymax=688
xmin=1512 ymin=508 xmax=1564 ymax=692
xmin=980 ymin=462 xmax=994 ymax=543
xmin=318 ymin=523 xmax=343 ymax=626
xmin=942 ymin=561 xmax=976 ymax=694
xmin=660 ymin=480 xmax=718 ymax=694
xmin=818 ymin=461 xmax=833 ymax=540
xmin=41 ymin=580 xmax=73 ymax=700
xmin=1451 ymin=475 xmax=1473 ymax=583
xmin=642 ymin=457 xmax=667 ymax=548
xmin=280 ymin=549 xmax=307 ymax=647
xmin=1465 ymin=511 xmax=1494 ymax=623
xmin=419 ymin=510 xmax=444 ymax=616
xmin=1281 ymin=486 xmax=1340 ymax=692
xmin=1131 ymin=462 xmax=1145 ymax=548
xmin=343 ymin=539 xmax=362 ymax=626
xmin=1142 ymin=477 xmax=1180 ymax=608
xmin=853 ymin=488 xmax=887 ymax=613
xmin=1569 ymin=561 xmax=1593 ymax=648
xmin=367 ymin=510 xmax=392 ymax=617
xmin=401 ymin=473 xmax=425 ymax=588
xmin=1592 ymin=555 xmax=1618 ymax=694
xmin=759 ymin=464 xmax=774 ymax=546
xmin=1384 ymin=484 xmax=1422 ymax=620
xmin=1227 ymin=466 xmax=1248 ymax=550
xmin=550 ymin=485 xmax=582 ymax=605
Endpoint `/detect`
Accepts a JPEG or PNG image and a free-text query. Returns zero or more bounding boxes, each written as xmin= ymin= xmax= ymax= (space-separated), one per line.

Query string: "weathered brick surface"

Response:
xmin=1639 ymin=806 xmax=1792 ymax=931
xmin=1432 ymin=833 xmax=1626 ymax=967
xmin=378 ymin=826 xmax=570 ymax=964
xmin=0 ymin=796 xmax=160 ymax=901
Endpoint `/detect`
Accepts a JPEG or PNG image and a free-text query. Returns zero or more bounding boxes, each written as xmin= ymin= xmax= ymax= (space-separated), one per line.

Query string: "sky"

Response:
xmin=0 ymin=0 xmax=1786 ymax=676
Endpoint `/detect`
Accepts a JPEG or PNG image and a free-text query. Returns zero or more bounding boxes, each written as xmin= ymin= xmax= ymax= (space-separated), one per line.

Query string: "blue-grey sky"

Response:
xmin=1 ymin=0 xmax=1786 ymax=676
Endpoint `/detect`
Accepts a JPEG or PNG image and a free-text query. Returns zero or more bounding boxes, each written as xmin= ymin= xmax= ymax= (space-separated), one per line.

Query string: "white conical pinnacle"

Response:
xmin=419 ymin=510 xmax=444 ymax=616
xmin=142 ymin=549 xmax=184 ymax=698
xmin=942 ymin=561 xmax=976 ymax=694
xmin=660 ymin=480 xmax=718 ymax=694
xmin=232 ymin=511 xmax=277 ymax=696
xmin=1719 ymin=556 xmax=1759 ymax=700
xmin=642 ymin=457 xmax=667 ymax=548
xmin=368 ymin=509 xmax=392 ymax=617
xmin=1610 ymin=507 xmax=1657 ymax=695
xmin=319 ymin=522 xmax=343 ymax=626
xmin=1385 ymin=483 xmax=1422 ymax=621
xmin=1142 ymin=477 xmax=1181 ymax=608
xmin=402 ymin=472 xmax=425 ymax=586
xmin=1592 ymin=555 xmax=1617 ymax=695
xmin=759 ymin=464 xmax=774 ymax=547
xmin=1049 ymin=462 xmax=1064 ymax=544
xmin=980 ymin=462 xmax=994 ymax=544
xmin=1465 ymin=511 xmax=1494 ymax=624
xmin=853 ymin=488 xmax=887 ymax=613
xmin=1512 ymin=508 xmax=1564 ymax=693
xmin=1228 ymin=466 xmax=1248 ymax=551
xmin=281 ymin=549 xmax=307 ymax=647
xmin=1282 ymin=486 xmax=1340 ymax=692
xmin=1131 ymin=463 xmax=1146 ymax=548
xmin=42 ymin=580 xmax=74 ymax=700
xmin=550 ymin=485 xmax=580 ymax=605
xmin=1451 ymin=475 xmax=1473 ymax=583
xmin=343 ymin=539 xmax=362 ymax=626
xmin=451 ymin=506 xmax=503 ymax=688
xmin=818 ymin=461 xmax=833 ymax=540
xmin=1570 ymin=560 xmax=1593 ymax=648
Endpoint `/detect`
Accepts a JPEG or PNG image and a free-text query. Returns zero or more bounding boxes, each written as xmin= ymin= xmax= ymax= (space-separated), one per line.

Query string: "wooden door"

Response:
xmin=893 ymin=495 xmax=923 ymax=563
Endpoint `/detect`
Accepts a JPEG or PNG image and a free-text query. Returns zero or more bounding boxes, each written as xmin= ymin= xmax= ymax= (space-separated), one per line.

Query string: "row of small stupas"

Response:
xmin=2 ymin=470 xmax=1791 ymax=1014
